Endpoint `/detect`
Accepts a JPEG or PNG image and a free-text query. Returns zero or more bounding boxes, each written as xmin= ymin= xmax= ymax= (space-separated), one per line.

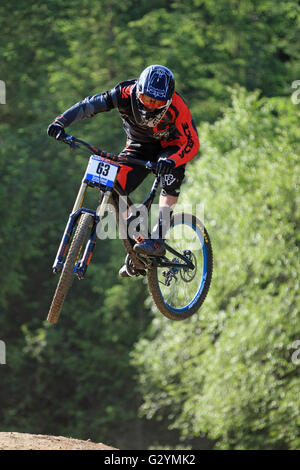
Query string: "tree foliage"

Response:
xmin=0 ymin=0 xmax=299 ymax=450
xmin=132 ymin=89 xmax=300 ymax=449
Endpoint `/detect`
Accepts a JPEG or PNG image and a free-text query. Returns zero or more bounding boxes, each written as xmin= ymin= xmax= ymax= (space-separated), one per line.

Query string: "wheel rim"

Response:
xmin=157 ymin=219 xmax=208 ymax=313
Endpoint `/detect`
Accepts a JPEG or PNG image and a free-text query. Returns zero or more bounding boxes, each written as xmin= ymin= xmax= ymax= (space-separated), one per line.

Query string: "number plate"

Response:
xmin=84 ymin=155 xmax=119 ymax=188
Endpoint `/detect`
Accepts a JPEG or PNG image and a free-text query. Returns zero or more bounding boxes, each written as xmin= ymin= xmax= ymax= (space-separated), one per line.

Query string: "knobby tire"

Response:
xmin=47 ymin=213 xmax=93 ymax=324
xmin=147 ymin=213 xmax=213 ymax=321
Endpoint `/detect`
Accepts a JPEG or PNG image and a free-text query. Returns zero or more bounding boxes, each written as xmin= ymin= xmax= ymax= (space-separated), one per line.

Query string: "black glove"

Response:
xmin=47 ymin=122 xmax=65 ymax=140
xmin=156 ymin=158 xmax=175 ymax=176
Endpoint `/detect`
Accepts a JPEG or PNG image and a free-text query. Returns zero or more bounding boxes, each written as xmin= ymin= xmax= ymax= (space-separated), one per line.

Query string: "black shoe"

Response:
xmin=119 ymin=264 xmax=146 ymax=277
xmin=133 ymin=239 xmax=166 ymax=257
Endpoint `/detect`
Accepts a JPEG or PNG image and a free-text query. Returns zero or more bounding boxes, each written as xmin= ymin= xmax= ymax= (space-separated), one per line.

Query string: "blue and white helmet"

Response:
xmin=133 ymin=65 xmax=175 ymax=127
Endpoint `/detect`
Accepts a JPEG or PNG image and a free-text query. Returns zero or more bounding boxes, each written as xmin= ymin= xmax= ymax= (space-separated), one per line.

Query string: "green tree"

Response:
xmin=132 ymin=89 xmax=300 ymax=449
xmin=1 ymin=0 xmax=300 ymax=450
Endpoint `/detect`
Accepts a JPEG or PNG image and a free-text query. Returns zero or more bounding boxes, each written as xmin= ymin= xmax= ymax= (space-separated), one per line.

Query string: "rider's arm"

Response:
xmin=161 ymin=93 xmax=200 ymax=167
xmin=53 ymin=90 xmax=117 ymax=128
xmin=53 ymin=80 xmax=135 ymax=128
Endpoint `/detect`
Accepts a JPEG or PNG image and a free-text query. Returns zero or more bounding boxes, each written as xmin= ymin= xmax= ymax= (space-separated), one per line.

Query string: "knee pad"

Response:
xmin=160 ymin=165 xmax=185 ymax=196
xmin=161 ymin=188 xmax=180 ymax=197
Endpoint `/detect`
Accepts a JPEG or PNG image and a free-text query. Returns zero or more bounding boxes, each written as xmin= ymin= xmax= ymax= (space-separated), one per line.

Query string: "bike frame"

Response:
xmin=52 ymin=134 xmax=195 ymax=279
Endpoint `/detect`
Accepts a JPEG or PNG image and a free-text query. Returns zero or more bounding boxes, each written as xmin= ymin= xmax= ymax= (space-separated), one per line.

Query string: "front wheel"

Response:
xmin=147 ymin=213 xmax=213 ymax=321
xmin=47 ymin=212 xmax=94 ymax=324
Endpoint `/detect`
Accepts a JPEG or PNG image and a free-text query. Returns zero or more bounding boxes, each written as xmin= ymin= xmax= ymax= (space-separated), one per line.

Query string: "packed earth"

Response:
xmin=0 ymin=432 xmax=117 ymax=450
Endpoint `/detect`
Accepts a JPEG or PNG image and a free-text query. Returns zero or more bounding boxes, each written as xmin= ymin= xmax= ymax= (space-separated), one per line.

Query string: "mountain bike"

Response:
xmin=47 ymin=134 xmax=213 ymax=323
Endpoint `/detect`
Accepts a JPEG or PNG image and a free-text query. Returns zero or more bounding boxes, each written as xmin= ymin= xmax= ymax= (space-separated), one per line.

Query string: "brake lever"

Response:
xmin=146 ymin=161 xmax=158 ymax=174
xmin=69 ymin=140 xmax=80 ymax=150
xmin=62 ymin=134 xmax=80 ymax=149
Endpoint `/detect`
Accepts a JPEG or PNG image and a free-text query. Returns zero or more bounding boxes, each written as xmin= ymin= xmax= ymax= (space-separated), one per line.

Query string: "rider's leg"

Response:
xmin=132 ymin=197 xmax=175 ymax=257
xmin=117 ymin=141 xmax=160 ymax=277
xmin=117 ymin=167 xmax=148 ymax=277
xmin=133 ymin=165 xmax=185 ymax=257
xmin=154 ymin=193 xmax=178 ymax=238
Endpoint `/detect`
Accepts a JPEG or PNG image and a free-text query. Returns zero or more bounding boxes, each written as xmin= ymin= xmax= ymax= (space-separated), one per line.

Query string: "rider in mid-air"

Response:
xmin=47 ymin=65 xmax=200 ymax=277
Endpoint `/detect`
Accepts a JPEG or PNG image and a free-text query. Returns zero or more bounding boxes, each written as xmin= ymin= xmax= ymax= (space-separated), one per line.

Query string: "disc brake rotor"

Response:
xmin=180 ymin=250 xmax=197 ymax=282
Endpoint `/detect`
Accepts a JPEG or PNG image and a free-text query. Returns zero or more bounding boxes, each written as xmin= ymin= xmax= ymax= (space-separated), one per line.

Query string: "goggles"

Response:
xmin=138 ymin=93 xmax=168 ymax=110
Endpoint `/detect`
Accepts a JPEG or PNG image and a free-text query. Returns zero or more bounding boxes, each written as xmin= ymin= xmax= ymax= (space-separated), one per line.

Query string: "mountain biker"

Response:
xmin=47 ymin=64 xmax=200 ymax=277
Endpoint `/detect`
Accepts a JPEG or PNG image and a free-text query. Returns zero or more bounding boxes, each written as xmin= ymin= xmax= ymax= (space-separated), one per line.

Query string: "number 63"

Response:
xmin=96 ymin=162 xmax=110 ymax=177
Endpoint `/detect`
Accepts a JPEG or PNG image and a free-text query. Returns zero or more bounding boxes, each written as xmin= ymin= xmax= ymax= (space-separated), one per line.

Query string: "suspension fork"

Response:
xmin=53 ymin=162 xmax=119 ymax=277
xmin=52 ymin=181 xmax=88 ymax=273
xmin=72 ymin=181 xmax=88 ymax=213
xmin=74 ymin=190 xmax=112 ymax=279
xmin=52 ymin=180 xmax=104 ymax=275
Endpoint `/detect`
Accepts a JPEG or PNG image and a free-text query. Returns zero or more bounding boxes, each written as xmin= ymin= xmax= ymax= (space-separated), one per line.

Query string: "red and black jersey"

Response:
xmin=55 ymin=80 xmax=199 ymax=167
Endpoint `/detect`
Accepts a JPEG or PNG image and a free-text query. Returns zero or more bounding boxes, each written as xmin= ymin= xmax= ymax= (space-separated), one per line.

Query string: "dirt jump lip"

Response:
xmin=0 ymin=432 xmax=117 ymax=450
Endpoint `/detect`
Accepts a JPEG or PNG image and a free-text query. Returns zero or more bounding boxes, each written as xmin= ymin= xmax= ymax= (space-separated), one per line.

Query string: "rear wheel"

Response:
xmin=47 ymin=213 xmax=94 ymax=324
xmin=147 ymin=213 xmax=213 ymax=321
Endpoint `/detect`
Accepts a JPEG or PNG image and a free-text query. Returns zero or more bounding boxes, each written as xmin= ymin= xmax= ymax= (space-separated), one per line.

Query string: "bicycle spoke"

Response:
xmin=157 ymin=221 xmax=205 ymax=310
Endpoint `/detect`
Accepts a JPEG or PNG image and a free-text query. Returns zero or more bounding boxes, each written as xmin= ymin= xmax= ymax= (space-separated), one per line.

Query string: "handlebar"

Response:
xmin=59 ymin=133 xmax=158 ymax=172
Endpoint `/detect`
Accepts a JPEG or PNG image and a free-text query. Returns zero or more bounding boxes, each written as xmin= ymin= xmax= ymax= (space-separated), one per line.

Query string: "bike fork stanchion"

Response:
xmin=74 ymin=218 xmax=99 ymax=279
xmin=52 ymin=208 xmax=97 ymax=274
xmin=52 ymin=212 xmax=81 ymax=274
xmin=74 ymin=189 xmax=111 ymax=279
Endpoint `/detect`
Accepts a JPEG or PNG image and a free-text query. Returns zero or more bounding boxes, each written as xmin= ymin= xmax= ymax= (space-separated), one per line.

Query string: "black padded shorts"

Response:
xmin=117 ymin=140 xmax=185 ymax=197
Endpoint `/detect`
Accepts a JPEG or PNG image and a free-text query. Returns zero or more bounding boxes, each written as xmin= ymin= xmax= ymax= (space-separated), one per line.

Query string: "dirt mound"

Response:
xmin=0 ymin=432 xmax=117 ymax=450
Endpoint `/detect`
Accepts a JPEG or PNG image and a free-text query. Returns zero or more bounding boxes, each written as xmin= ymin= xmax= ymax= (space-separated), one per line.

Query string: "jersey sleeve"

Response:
xmin=54 ymin=89 xmax=118 ymax=128
xmin=162 ymin=94 xmax=200 ymax=167
xmin=54 ymin=80 xmax=136 ymax=128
